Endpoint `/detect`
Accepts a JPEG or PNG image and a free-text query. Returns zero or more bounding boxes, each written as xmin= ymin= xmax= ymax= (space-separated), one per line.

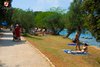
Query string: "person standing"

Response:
xmin=10 ymin=24 xmax=16 ymax=41
xmin=14 ymin=24 xmax=21 ymax=41
xmin=75 ymin=32 xmax=81 ymax=50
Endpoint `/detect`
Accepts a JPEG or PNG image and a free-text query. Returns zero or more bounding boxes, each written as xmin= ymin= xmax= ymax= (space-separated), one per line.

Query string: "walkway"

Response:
xmin=0 ymin=30 xmax=54 ymax=67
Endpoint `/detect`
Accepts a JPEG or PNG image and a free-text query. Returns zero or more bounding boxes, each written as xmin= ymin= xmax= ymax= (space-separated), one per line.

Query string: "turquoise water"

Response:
xmin=59 ymin=29 xmax=100 ymax=47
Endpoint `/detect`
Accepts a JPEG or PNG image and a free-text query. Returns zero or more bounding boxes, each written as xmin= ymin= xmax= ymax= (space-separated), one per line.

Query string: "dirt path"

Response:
xmin=0 ymin=30 xmax=54 ymax=67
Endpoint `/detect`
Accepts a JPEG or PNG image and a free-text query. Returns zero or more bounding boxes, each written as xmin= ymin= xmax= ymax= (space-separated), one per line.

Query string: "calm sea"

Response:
xmin=59 ymin=29 xmax=100 ymax=47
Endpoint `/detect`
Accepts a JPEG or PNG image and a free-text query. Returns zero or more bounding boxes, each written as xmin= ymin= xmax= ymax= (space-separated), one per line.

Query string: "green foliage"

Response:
xmin=64 ymin=0 xmax=84 ymax=37
xmin=5 ymin=8 xmax=13 ymax=25
xmin=81 ymin=0 xmax=100 ymax=41
xmin=49 ymin=7 xmax=66 ymax=14
xmin=33 ymin=7 xmax=66 ymax=34
xmin=12 ymin=7 xmax=65 ymax=34
xmin=44 ymin=12 xmax=65 ymax=34
xmin=34 ymin=12 xmax=48 ymax=28
xmin=12 ymin=8 xmax=35 ymax=32
xmin=64 ymin=0 xmax=100 ymax=41
xmin=0 ymin=0 xmax=12 ymax=25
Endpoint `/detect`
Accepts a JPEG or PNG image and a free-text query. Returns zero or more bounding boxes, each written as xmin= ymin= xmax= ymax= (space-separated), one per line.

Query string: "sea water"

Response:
xmin=59 ymin=29 xmax=100 ymax=47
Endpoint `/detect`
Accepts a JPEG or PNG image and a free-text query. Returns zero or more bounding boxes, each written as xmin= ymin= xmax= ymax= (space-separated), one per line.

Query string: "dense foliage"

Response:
xmin=64 ymin=0 xmax=100 ymax=41
xmin=12 ymin=8 xmax=65 ymax=34
xmin=64 ymin=0 xmax=83 ymax=38
xmin=81 ymin=0 xmax=100 ymax=41
xmin=0 ymin=0 xmax=12 ymax=25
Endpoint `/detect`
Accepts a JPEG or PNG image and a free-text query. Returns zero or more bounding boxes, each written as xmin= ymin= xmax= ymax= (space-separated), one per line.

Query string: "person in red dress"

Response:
xmin=14 ymin=24 xmax=21 ymax=41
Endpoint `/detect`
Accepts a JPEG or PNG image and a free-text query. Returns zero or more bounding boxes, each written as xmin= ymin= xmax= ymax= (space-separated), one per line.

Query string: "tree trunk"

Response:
xmin=51 ymin=27 xmax=56 ymax=35
xmin=65 ymin=31 xmax=73 ymax=38
xmin=56 ymin=28 xmax=64 ymax=35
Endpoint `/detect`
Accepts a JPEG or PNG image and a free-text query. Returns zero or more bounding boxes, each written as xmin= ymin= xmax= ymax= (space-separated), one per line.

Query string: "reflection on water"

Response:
xmin=59 ymin=29 xmax=100 ymax=47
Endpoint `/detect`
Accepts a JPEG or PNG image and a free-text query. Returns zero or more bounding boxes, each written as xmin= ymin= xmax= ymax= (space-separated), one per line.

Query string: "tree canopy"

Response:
xmin=12 ymin=7 xmax=66 ymax=34
xmin=81 ymin=0 xmax=100 ymax=41
xmin=0 ymin=0 xmax=12 ymax=25
xmin=64 ymin=0 xmax=100 ymax=41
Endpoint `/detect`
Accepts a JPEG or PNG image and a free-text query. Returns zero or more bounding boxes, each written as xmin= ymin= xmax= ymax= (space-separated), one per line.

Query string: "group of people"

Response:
xmin=72 ymin=32 xmax=89 ymax=53
xmin=10 ymin=23 xmax=21 ymax=41
xmin=30 ymin=27 xmax=46 ymax=36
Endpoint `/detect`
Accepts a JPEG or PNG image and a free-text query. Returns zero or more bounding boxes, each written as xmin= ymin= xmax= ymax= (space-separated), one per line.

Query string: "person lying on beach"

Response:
xmin=71 ymin=43 xmax=88 ymax=53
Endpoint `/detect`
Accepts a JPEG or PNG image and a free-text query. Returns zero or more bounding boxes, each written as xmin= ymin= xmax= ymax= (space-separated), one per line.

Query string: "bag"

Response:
xmin=73 ymin=39 xmax=76 ymax=43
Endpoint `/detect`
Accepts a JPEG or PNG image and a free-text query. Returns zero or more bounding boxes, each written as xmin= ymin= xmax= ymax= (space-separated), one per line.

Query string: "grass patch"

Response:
xmin=96 ymin=57 xmax=100 ymax=64
xmin=22 ymin=33 xmax=43 ymax=40
xmin=24 ymin=34 xmax=100 ymax=67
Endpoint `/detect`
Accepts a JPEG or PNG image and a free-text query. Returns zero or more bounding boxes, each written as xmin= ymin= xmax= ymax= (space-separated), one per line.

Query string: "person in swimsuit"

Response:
xmin=71 ymin=43 xmax=88 ymax=53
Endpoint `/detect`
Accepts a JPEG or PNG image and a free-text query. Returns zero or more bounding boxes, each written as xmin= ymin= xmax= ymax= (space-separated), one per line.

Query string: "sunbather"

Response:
xmin=71 ymin=43 xmax=88 ymax=53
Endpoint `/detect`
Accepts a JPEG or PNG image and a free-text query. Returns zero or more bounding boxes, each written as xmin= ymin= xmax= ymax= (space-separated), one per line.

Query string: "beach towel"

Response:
xmin=67 ymin=43 xmax=82 ymax=46
xmin=64 ymin=49 xmax=88 ymax=55
xmin=68 ymin=43 xmax=76 ymax=46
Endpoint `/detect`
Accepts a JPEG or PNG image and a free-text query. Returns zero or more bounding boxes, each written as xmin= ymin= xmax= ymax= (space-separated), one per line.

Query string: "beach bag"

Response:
xmin=73 ymin=38 xmax=76 ymax=43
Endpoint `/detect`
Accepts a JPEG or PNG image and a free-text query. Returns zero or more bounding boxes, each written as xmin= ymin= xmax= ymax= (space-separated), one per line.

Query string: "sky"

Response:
xmin=12 ymin=0 xmax=73 ymax=12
